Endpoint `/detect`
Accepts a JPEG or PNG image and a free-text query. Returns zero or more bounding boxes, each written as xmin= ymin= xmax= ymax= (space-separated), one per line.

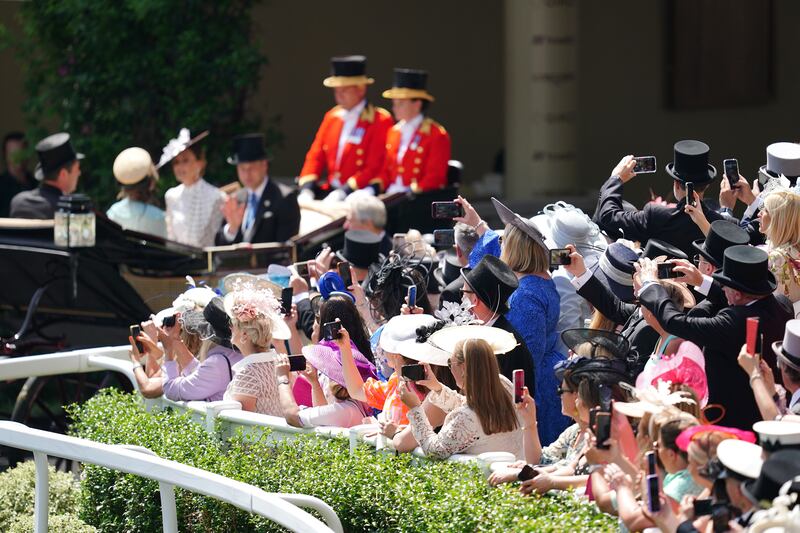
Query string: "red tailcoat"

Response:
xmin=381 ymin=116 xmax=451 ymax=193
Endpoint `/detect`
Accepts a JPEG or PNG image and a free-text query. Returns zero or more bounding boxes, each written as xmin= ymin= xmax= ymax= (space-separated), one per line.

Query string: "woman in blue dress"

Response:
xmin=455 ymin=195 xmax=570 ymax=445
xmin=107 ymin=147 xmax=167 ymax=238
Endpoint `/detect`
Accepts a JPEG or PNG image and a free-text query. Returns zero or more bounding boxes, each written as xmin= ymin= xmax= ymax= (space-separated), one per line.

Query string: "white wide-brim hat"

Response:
xmin=379 ymin=314 xmax=438 ymax=354
xmin=427 ymin=325 xmax=518 ymax=356
xmin=717 ymin=439 xmax=764 ymax=480
xmin=395 ymin=338 xmax=450 ymax=366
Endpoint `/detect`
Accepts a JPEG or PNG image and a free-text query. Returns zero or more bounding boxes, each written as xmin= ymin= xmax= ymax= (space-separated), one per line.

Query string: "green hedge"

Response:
xmin=0 ymin=461 xmax=96 ymax=532
xmin=68 ymin=390 xmax=616 ymax=532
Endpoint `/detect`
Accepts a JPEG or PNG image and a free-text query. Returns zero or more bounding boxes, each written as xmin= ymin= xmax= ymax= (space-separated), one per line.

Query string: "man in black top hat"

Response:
xmin=637 ymin=246 xmax=793 ymax=429
xmin=594 ymin=140 xmax=725 ymax=259
xmin=335 ymin=229 xmax=383 ymax=283
xmin=10 ymin=132 xmax=83 ymax=219
xmin=217 ymin=133 xmax=301 ymax=245
xmin=462 ymin=255 xmax=536 ymax=394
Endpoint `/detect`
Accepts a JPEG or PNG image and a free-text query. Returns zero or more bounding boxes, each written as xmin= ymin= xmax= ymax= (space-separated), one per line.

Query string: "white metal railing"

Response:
xmin=0 ymin=421 xmax=342 ymax=533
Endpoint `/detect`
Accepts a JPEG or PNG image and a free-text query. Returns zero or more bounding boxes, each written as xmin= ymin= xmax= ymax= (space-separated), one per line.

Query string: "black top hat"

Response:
xmin=335 ymin=230 xmax=383 ymax=269
xmin=34 ymin=132 xmax=84 ymax=181
xmin=641 ymin=238 xmax=688 ymax=261
xmin=227 ymin=134 xmax=267 ymax=165
xmin=412 ymin=255 xmax=441 ymax=295
xmin=382 ymin=68 xmax=435 ymax=102
xmin=743 ymin=450 xmax=800 ymax=506
xmin=692 ymin=220 xmax=750 ymax=268
xmin=461 ymin=255 xmax=519 ymax=315
xmin=203 ymin=296 xmax=232 ymax=347
xmin=711 ymin=245 xmax=777 ymax=296
xmin=323 ymin=55 xmax=374 ymax=88
xmin=433 ymin=252 xmax=467 ymax=291
xmin=665 ymin=140 xmax=717 ymax=184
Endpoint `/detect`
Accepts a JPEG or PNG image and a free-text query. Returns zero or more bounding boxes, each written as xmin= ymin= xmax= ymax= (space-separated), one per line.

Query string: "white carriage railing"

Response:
xmin=0 ymin=421 xmax=343 ymax=533
xmin=0 ymin=346 xmax=514 ymax=470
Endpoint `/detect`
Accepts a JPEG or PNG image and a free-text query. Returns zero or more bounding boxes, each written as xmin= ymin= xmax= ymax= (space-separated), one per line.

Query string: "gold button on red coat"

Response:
xmin=356 ymin=159 xmax=363 ymax=166
xmin=414 ymin=158 xmax=422 ymax=164
xmin=417 ymin=147 xmax=424 ymax=153
xmin=398 ymin=166 xmax=405 ymax=173
xmin=356 ymin=148 xmax=364 ymax=156
xmin=413 ymin=168 xmax=420 ymax=174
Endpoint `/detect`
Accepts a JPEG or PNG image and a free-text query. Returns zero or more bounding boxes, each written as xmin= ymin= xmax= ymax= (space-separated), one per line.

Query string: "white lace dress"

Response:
xmin=164 ymin=178 xmax=224 ymax=248
xmin=407 ymin=377 xmax=524 ymax=460
xmin=223 ymin=351 xmax=282 ymax=416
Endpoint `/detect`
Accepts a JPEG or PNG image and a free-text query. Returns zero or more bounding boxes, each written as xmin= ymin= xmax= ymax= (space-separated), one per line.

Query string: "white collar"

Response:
xmin=246 ymin=176 xmax=269 ymax=200
xmin=232 ymin=349 xmax=278 ymax=372
xmin=399 ymin=113 xmax=424 ymax=133
xmin=343 ymin=99 xmax=367 ymax=120
xmin=794 ymin=300 xmax=800 ymax=319
xmin=790 ymin=388 xmax=800 ymax=409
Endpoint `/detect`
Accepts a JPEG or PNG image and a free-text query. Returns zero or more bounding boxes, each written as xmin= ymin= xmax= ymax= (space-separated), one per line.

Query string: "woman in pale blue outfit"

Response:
xmin=107 ymin=147 xmax=167 ymax=238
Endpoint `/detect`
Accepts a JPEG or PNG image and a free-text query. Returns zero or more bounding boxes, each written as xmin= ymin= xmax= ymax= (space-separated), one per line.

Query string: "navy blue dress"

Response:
xmin=470 ymin=229 xmax=571 ymax=446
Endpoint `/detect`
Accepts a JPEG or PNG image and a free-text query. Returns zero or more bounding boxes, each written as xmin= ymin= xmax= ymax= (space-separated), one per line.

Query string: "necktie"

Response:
xmin=243 ymin=191 xmax=257 ymax=232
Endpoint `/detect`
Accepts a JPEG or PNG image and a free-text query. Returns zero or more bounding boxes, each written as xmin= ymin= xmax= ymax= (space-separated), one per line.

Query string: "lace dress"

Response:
xmin=407 ymin=377 xmax=524 ymax=460
xmin=164 ymin=178 xmax=224 ymax=248
xmin=224 ymin=351 xmax=282 ymax=416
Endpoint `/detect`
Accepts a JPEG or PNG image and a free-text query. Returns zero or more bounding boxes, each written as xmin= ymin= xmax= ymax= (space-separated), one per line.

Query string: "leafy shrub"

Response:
xmin=0 ymin=461 xmax=95 ymax=532
xmin=68 ymin=390 xmax=617 ymax=532
xmin=9 ymin=0 xmax=275 ymax=209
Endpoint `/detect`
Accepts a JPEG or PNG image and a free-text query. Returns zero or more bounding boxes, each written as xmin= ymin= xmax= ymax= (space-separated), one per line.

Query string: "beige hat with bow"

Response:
xmin=113 ymin=147 xmax=158 ymax=186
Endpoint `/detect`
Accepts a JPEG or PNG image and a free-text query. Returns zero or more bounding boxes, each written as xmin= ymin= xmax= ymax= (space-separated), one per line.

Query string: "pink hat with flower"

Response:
xmin=223 ymin=284 xmax=291 ymax=340
xmin=676 ymin=424 xmax=757 ymax=452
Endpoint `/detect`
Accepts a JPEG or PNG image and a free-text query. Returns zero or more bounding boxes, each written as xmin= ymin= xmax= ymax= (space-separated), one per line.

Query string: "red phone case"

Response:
xmin=746 ymin=317 xmax=759 ymax=355
xmin=513 ymin=369 xmax=524 ymax=402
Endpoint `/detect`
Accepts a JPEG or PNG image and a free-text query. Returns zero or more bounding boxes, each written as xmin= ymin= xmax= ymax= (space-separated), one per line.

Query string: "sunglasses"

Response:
xmin=556 ymin=385 xmax=574 ymax=395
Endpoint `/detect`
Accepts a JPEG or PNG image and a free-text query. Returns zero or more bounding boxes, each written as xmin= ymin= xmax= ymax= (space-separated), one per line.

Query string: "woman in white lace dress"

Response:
xmin=759 ymin=189 xmax=800 ymax=317
xmin=222 ymin=286 xmax=291 ymax=416
xmin=159 ymin=129 xmax=224 ymax=248
xmin=398 ymin=338 xmax=523 ymax=460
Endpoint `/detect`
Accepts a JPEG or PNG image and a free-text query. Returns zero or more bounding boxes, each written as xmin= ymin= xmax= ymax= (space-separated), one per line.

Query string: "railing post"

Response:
xmin=159 ymin=482 xmax=178 ymax=533
xmin=33 ymin=451 xmax=49 ymax=533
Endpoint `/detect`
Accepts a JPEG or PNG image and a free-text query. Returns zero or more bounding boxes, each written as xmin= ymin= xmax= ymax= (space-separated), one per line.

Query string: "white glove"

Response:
xmin=346 ymin=188 xmax=376 ymax=203
xmin=322 ymin=188 xmax=348 ymax=203
xmin=298 ymin=189 xmax=315 ymax=202
xmin=386 ymin=182 xmax=411 ymax=195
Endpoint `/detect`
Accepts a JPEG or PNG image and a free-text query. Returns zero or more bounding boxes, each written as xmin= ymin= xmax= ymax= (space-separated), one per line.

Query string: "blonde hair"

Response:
xmin=764 ymin=190 xmax=800 ymax=248
xmin=231 ymin=316 xmax=272 ymax=350
xmin=573 ymin=341 xmax=616 ymax=359
xmin=588 ymin=310 xmax=615 ymax=331
xmin=499 ymin=224 xmax=549 ymax=274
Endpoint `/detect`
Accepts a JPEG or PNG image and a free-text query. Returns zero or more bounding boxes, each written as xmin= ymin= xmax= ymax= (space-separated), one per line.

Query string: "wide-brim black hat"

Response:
xmin=641 ymin=238 xmax=688 ymax=261
xmin=560 ymin=328 xmax=631 ymax=360
xmin=382 ymin=68 xmax=434 ymax=102
xmin=692 ymin=220 xmax=750 ymax=268
xmin=491 ymin=197 xmax=548 ymax=252
xmin=335 ymin=230 xmax=383 ymax=269
xmin=156 ymin=129 xmax=209 ymax=169
xmin=203 ymin=296 xmax=232 ymax=346
xmin=227 ymin=133 xmax=268 ymax=165
xmin=742 ymin=450 xmax=800 ymax=506
xmin=323 ymin=55 xmax=375 ymax=88
xmin=711 ymin=245 xmax=777 ymax=296
xmin=461 ymin=255 xmax=518 ymax=315
xmin=34 ymin=132 xmax=85 ymax=181
xmin=665 ymin=140 xmax=717 ymax=184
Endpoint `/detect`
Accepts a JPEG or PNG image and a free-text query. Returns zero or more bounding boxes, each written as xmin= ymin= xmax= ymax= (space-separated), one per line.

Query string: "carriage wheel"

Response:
xmin=4 ymin=372 xmax=133 ymax=472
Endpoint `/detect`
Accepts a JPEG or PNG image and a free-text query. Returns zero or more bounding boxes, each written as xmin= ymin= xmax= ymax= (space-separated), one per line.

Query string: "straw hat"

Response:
xmin=113 ymin=147 xmax=158 ymax=186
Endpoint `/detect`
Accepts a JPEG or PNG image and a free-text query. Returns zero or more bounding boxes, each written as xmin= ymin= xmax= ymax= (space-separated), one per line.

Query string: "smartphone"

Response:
xmin=633 ymin=156 xmax=657 ymax=174
xmin=518 ymin=464 xmax=539 ymax=482
xmin=431 ymin=201 xmax=464 ymax=219
xmin=724 ymin=159 xmax=739 ymax=189
xmin=392 ymin=233 xmax=407 ymax=251
xmin=337 ymin=261 xmax=353 ymax=288
xmin=288 ymin=354 xmax=306 ymax=372
xmin=589 ymin=407 xmax=598 ymax=432
xmin=686 ymin=182 xmax=696 ymax=207
xmin=407 ymin=285 xmax=417 ymax=309
xmin=657 ymin=261 xmax=680 ymax=279
xmin=433 ymin=229 xmax=455 ymax=248
xmin=711 ymin=503 xmax=732 ymax=533
xmin=548 ymin=248 xmax=571 ymax=269
xmin=293 ymin=261 xmax=311 ymax=283
xmin=513 ymin=369 xmax=525 ymax=403
xmin=281 ymin=287 xmax=293 ymax=315
xmin=322 ymin=320 xmax=342 ymax=341
xmin=594 ymin=410 xmax=612 ymax=450
xmin=401 ymin=364 xmax=426 ymax=381
xmin=162 ymin=314 xmax=177 ymax=328
xmin=646 ymin=451 xmax=657 ymax=476
xmin=693 ymin=498 xmax=713 ymax=517
xmin=746 ymin=317 xmax=759 ymax=355
xmin=646 ymin=473 xmax=661 ymax=513
xmin=129 ymin=325 xmax=143 ymax=353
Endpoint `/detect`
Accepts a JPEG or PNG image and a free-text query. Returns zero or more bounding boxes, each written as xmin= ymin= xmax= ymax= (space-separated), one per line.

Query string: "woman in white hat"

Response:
xmin=107 ymin=147 xmax=166 ymax=237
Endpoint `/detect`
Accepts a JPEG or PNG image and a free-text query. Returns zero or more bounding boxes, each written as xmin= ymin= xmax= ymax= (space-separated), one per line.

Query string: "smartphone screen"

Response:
xmin=646 ymin=475 xmax=661 ymax=513
xmin=646 ymin=451 xmax=657 ymax=476
xmin=746 ymin=317 xmax=759 ymax=355
xmin=322 ymin=320 xmax=341 ymax=341
xmin=401 ymin=364 xmax=425 ymax=381
xmin=407 ymin=285 xmax=417 ymax=308
xmin=288 ymin=355 xmax=306 ymax=372
xmin=431 ymin=201 xmax=464 ymax=219
xmin=513 ymin=369 xmax=525 ymax=403
xmin=281 ymin=287 xmax=293 ymax=315
xmin=338 ymin=261 xmax=352 ymax=287
xmin=686 ymin=182 xmax=696 ymax=206
xmin=633 ymin=156 xmax=657 ymax=173
xmin=433 ymin=229 xmax=455 ymax=248
xmin=595 ymin=411 xmax=612 ymax=449
xmin=518 ymin=464 xmax=539 ymax=482
xmin=693 ymin=499 xmax=712 ymax=517
xmin=293 ymin=261 xmax=310 ymax=283
xmin=548 ymin=248 xmax=571 ymax=268
xmin=129 ymin=325 xmax=143 ymax=353
xmin=724 ymin=159 xmax=739 ymax=189
xmin=657 ymin=262 xmax=679 ymax=279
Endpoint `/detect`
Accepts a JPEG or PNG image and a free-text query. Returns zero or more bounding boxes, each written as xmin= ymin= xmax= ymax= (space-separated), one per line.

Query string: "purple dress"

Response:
xmin=162 ymin=345 xmax=243 ymax=402
xmin=470 ymin=229 xmax=570 ymax=446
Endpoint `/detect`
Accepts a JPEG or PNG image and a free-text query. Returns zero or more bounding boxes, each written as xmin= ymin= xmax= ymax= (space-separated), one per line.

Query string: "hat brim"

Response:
xmin=774 ymin=341 xmax=800 ymax=371
xmin=381 ymin=88 xmax=435 ymax=102
xmin=427 ymin=325 xmax=518 ymax=356
xmin=491 ymin=197 xmax=548 ymax=252
xmin=222 ymin=291 xmax=291 ymax=340
xmin=691 ymin=239 xmax=720 ymax=268
xmin=35 ymin=152 xmax=85 ymax=182
xmin=395 ymin=338 xmax=450 ymax=366
xmin=156 ymin=131 xmax=209 ymax=169
xmin=323 ymin=75 xmax=374 ymax=88
xmin=665 ymin=162 xmax=718 ymax=184
xmin=221 ymin=273 xmax=282 ymax=298
xmin=657 ymin=278 xmax=697 ymax=309
xmin=710 ymin=270 xmax=777 ymax=296
xmin=591 ymin=263 xmax=635 ymax=303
